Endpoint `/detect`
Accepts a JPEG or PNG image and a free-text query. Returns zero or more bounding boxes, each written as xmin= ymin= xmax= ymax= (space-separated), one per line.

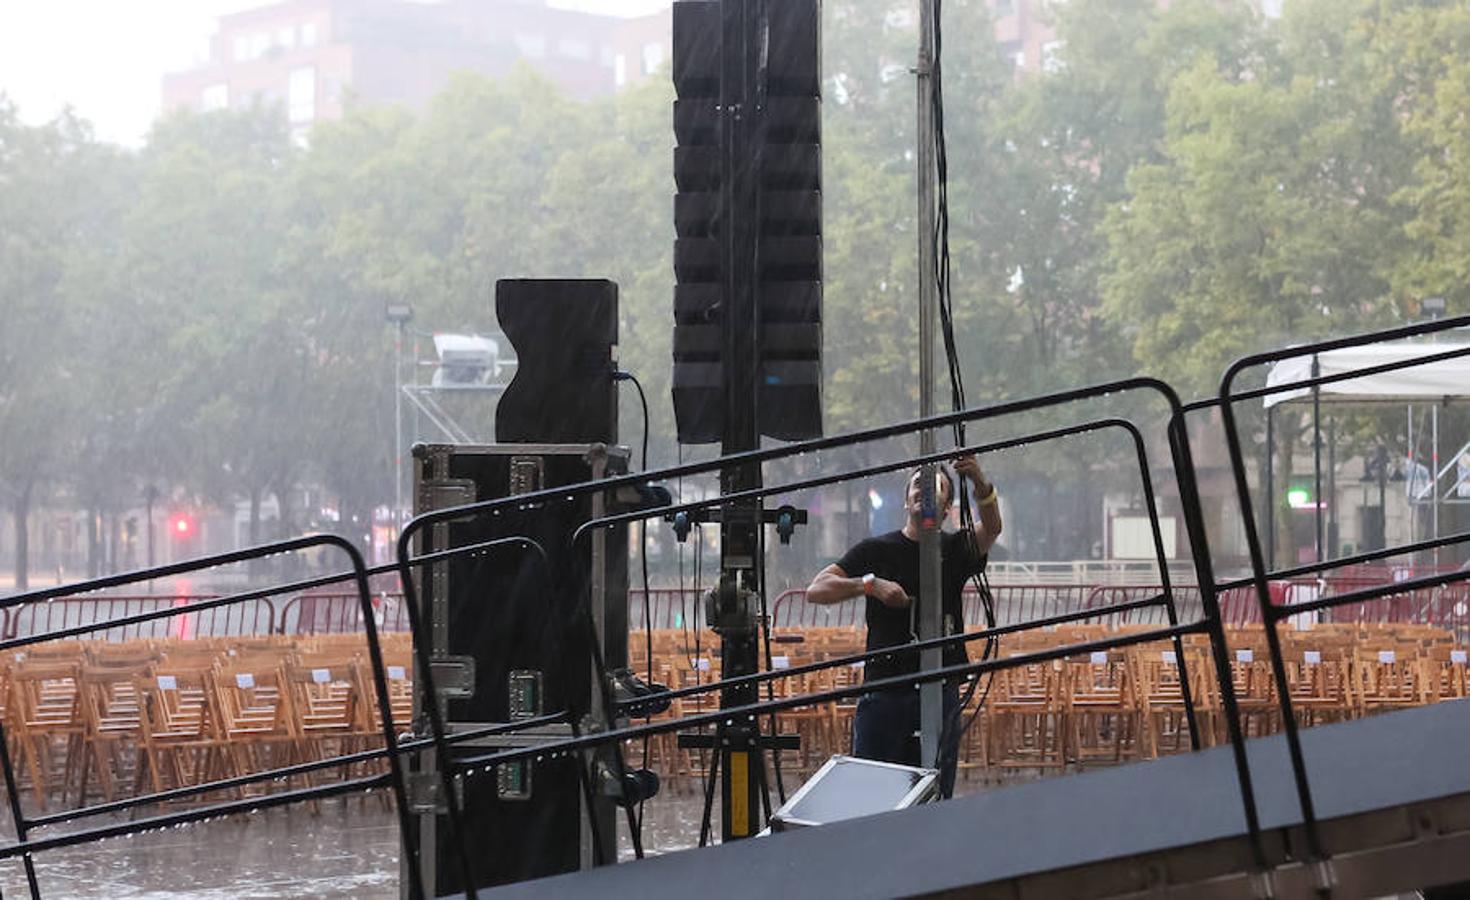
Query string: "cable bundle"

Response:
xmin=928 ymin=0 xmax=999 ymax=783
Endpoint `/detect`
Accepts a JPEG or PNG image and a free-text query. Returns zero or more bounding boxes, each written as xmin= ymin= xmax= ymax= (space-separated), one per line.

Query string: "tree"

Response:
xmin=0 ymin=102 xmax=121 ymax=588
xmin=1100 ymin=31 xmax=1409 ymax=394
xmin=1377 ymin=2 xmax=1470 ymax=316
xmin=126 ymin=107 xmax=310 ymax=546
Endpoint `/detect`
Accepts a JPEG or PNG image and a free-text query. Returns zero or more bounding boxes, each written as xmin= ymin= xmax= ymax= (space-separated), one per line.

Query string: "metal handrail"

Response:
xmin=394 ymin=377 xmax=1268 ymax=876
xmin=0 ymin=354 xmax=1363 ymax=894
xmin=0 ymin=535 xmax=424 ymax=900
xmin=1216 ymin=312 xmax=1470 ymax=874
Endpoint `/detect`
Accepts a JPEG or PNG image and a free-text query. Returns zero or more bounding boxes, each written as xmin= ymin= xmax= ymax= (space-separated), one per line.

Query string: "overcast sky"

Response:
xmin=0 ymin=0 xmax=671 ymax=147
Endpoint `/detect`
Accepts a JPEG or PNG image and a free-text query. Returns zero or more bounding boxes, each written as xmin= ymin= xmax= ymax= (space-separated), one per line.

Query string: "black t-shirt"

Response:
xmin=835 ymin=529 xmax=986 ymax=682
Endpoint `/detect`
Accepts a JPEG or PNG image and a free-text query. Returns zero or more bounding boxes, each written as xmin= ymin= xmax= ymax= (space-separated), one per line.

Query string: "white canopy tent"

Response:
xmin=1260 ymin=341 xmax=1470 ymax=566
xmin=1263 ymin=342 xmax=1470 ymax=408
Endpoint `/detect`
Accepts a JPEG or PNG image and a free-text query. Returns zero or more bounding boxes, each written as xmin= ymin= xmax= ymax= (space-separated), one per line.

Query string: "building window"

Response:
xmin=600 ymin=45 xmax=614 ymax=66
xmin=558 ymin=38 xmax=591 ymax=61
xmin=514 ymin=33 xmax=546 ymax=59
xmin=201 ymin=83 xmax=229 ymax=111
xmin=251 ymin=32 xmax=270 ymax=59
xmin=288 ymin=66 xmax=316 ymax=123
xmin=1011 ymin=49 xmax=1026 ymax=71
xmin=234 ymin=36 xmax=250 ymax=61
xmin=277 ymin=26 xmax=296 ymax=50
xmin=641 ymin=42 xmax=664 ymax=75
xmin=301 ymin=22 xmax=319 ymax=47
xmin=614 ymin=54 xmax=627 ymax=87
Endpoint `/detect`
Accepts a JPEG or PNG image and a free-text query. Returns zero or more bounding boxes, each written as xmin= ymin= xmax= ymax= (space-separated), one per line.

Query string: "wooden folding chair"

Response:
xmin=213 ymin=663 xmax=295 ymax=784
xmin=1130 ymin=646 xmax=1209 ymax=758
xmin=8 ymin=660 xmax=83 ymax=810
xmin=281 ymin=662 xmax=370 ymax=765
xmin=134 ymin=669 xmax=226 ymax=796
xmin=1063 ymin=649 xmax=1142 ymax=767
xmin=76 ymin=665 xmax=149 ymax=804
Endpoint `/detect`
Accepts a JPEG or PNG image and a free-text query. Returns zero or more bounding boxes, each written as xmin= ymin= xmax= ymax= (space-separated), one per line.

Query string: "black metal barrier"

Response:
xmin=394 ymin=375 xmax=1270 ymax=896
xmin=0 ymin=536 xmax=422 ymax=900
xmin=1216 ymin=312 xmax=1470 ymax=888
xmin=5 ymin=317 xmax=1466 ymax=897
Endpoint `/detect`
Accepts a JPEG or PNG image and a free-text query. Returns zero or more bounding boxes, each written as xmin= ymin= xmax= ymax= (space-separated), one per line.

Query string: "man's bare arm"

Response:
xmin=954 ymin=454 xmax=1003 ymax=555
xmin=806 ymin=563 xmax=909 ymax=608
xmin=805 ymin=564 xmax=860 ymax=605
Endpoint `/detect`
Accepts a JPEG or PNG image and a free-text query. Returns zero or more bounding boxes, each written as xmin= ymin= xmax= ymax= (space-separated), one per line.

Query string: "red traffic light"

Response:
xmin=168 ymin=513 xmax=196 ymax=539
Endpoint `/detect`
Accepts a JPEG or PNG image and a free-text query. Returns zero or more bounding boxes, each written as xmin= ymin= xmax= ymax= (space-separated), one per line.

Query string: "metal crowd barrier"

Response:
xmin=0 ymin=536 xmax=422 ymax=900
xmin=2 ymin=315 xmax=1466 ymax=897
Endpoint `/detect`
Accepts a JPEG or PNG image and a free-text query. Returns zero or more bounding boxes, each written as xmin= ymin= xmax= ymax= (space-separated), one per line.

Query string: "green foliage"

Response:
xmin=4 ymin=0 xmax=1470 ymax=569
xmin=1101 ymin=0 xmax=1419 ymax=396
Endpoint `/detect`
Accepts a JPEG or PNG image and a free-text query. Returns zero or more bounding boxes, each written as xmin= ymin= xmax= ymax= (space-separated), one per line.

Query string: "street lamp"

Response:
xmin=386 ymin=303 xmax=414 ymax=533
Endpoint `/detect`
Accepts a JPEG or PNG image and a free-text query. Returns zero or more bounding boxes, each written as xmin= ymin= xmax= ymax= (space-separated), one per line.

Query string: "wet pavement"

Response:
xmin=0 ymin=776 xmax=996 ymax=898
xmin=0 ymin=800 xmax=401 ymax=899
xmin=0 ymin=787 xmax=722 ymax=899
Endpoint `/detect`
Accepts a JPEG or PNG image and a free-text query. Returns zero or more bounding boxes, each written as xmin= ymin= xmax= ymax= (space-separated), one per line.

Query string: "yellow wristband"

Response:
xmin=977 ymin=485 xmax=998 ymax=507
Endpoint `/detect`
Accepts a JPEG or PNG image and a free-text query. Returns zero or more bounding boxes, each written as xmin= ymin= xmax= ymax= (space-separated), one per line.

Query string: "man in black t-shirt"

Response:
xmin=805 ymin=455 xmax=1002 ymax=796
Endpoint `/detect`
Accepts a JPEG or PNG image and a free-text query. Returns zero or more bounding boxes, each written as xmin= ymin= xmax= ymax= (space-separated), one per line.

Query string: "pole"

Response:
xmin=715 ymin=0 xmax=764 ymax=842
xmin=1377 ymin=445 xmax=1387 ymax=552
xmin=1312 ymin=354 xmax=1323 ymax=564
xmin=1408 ymin=404 xmax=1415 ymax=556
xmin=144 ymin=487 xmax=156 ymax=570
xmin=1265 ymin=406 xmax=1274 ymax=570
xmin=144 ymin=484 xmax=158 ymax=593
xmin=395 ymin=319 xmax=405 ymax=536
xmin=1432 ymin=403 xmax=1440 ymax=569
xmin=916 ymin=0 xmax=943 ymax=769
xmin=1327 ymin=418 xmax=1337 ymax=559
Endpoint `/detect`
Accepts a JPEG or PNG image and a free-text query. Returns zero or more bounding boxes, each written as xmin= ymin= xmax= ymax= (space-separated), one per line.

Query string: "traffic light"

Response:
xmin=168 ymin=508 xmax=195 ymax=538
xmin=671 ymin=0 xmax=823 ymax=445
xmin=166 ymin=514 xmax=198 ymax=555
xmin=1286 ymin=481 xmax=1316 ymax=510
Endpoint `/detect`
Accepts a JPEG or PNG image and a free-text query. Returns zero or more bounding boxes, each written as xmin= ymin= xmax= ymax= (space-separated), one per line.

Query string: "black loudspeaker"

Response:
xmin=495 ymin=279 xmax=618 ymax=444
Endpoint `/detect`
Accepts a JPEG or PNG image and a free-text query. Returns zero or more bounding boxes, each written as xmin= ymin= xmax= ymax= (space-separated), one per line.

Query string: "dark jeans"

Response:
xmin=852 ymin=681 xmax=961 ymax=798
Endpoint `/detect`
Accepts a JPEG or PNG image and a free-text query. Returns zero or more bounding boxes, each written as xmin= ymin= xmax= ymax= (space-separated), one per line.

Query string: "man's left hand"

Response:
xmin=953 ymin=454 xmax=990 ymax=493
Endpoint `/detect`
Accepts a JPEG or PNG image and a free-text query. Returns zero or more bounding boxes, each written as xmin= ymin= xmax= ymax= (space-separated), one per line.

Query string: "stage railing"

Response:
xmin=1215 ymin=312 xmax=1470 ymax=887
xmin=10 ymin=318 xmax=1466 ymax=896
xmin=393 ymin=379 xmax=1268 ymax=897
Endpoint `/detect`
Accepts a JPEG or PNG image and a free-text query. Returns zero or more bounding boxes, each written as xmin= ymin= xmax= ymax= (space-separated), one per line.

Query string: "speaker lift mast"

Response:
xmin=710 ymin=0 xmax=766 ymax=843
xmin=678 ymin=0 xmax=782 ymax=844
xmin=670 ymin=0 xmax=821 ymax=842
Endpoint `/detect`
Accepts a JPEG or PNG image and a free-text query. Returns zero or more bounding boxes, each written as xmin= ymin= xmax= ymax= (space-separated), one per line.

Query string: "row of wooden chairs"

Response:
xmin=0 ymin=634 xmax=413 ymax=811
xmin=627 ymin=623 xmax=1470 ymax=784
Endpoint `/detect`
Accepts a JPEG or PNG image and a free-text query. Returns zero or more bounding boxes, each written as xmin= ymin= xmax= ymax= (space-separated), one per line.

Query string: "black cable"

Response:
xmin=928 ymin=0 xmax=1000 ymax=781
xmin=613 ymin=369 xmax=654 ymax=842
xmin=697 ymin=734 xmax=721 ymax=848
xmin=692 ymin=523 xmax=709 ymax=799
xmin=756 ymin=534 xmax=789 ymax=806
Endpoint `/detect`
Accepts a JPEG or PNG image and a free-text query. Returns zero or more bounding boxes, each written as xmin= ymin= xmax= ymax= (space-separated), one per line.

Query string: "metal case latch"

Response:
xmin=430 ymin=656 xmax=476 ymax=698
